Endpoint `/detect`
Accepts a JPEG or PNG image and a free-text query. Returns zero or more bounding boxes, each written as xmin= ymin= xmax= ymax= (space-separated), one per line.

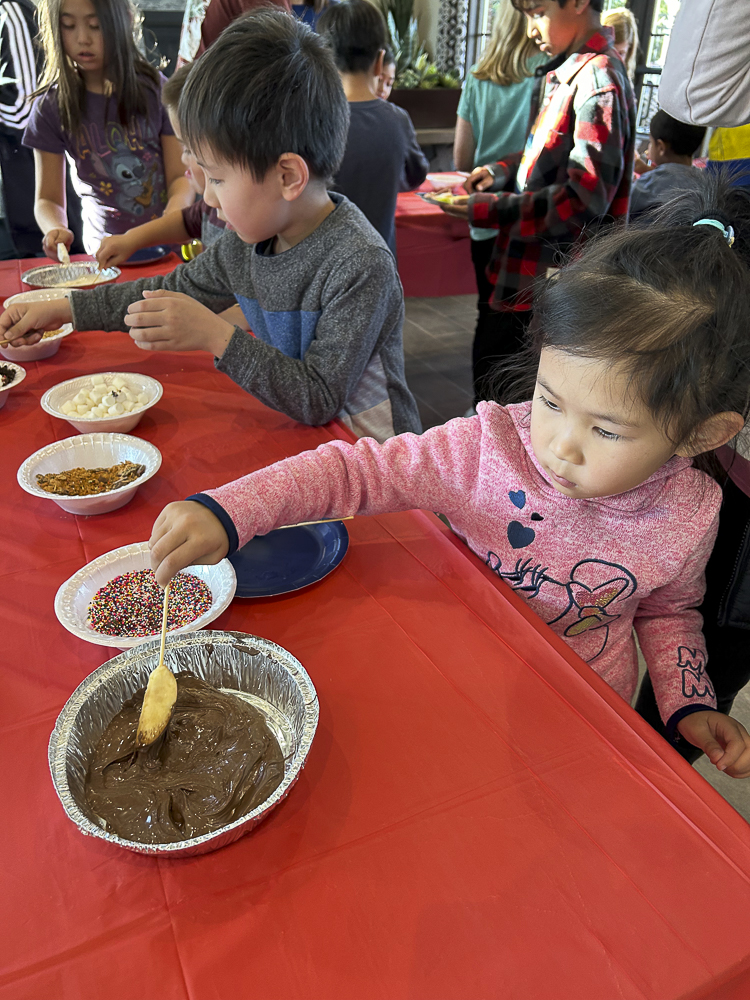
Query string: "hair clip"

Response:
xmin=693 ymin=217 xmax=736 ymax=247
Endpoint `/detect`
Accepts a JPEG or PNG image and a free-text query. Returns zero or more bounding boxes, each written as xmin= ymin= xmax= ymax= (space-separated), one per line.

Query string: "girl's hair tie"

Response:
xmin=693 ymin=217 xmax=736 ymax=247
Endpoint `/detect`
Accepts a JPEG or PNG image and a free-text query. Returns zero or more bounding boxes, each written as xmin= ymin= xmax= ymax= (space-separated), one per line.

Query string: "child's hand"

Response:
xmin=149 ymin=500 xmax=230 ymax=587
xmin=97 ymin=233 xmax=137 ymax=268
xmin=438 ymin=195 xmax=470 ymax=219
xmin=676 ymin=711 xmax=750 ymax=777
xmin=464 ymin=166 xmax=495 ymax=193
xmin=125 ymin=289 xmax=235 ymax=357
xmin=0 ymin=299 xmax=74 ymax=346
xmin=42 ymin=227 xmax=74 ymax=261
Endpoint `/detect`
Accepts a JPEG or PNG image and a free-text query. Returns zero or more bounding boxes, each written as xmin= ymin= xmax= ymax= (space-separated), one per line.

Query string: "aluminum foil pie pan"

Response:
xmin=48 ymin=630 xmax=319 ymax=857
xmin=21 ymin=262 xmax=120 ymax=289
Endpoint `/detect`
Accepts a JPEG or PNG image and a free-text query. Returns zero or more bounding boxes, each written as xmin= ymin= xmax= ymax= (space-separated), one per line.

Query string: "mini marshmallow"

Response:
xmin=91 ymin=374 xmax=105 ymax=385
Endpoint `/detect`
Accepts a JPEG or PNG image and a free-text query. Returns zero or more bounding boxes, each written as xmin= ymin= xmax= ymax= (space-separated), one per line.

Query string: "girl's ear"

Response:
xmin=675 ymin=411 xmax=745 ymax=457
xmin=277 ymin=153 xmax=309 ymax=202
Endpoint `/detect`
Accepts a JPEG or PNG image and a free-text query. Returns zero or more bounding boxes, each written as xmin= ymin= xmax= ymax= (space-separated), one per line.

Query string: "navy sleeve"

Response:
xmin=185 ymin=493 xmax=240 ymax=556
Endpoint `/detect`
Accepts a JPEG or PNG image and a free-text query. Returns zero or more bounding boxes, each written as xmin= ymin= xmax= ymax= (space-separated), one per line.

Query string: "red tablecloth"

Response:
xmin=3 ymin=257 xmax=750 ymax=1000
xmin=396 ymin=175 xmax=476 ymax=298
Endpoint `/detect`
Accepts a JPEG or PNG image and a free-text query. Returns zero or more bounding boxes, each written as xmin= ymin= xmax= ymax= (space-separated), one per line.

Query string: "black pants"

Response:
xmin=470 ymin=237 xmax=531 ymax=403
xmin=0 ymin=130 xmax=84 ymax=258
xmin=635 ymin=476 xmax=750 ymax=761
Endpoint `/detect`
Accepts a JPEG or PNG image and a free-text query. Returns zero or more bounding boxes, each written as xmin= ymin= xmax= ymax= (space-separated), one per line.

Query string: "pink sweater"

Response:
xmin=203 ymin=401 xmax=721 ymax=731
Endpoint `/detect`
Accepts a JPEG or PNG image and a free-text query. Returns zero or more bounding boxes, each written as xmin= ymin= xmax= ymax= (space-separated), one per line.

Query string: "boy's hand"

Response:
xmin=438 ymin=195 xmax=470 ymax=219
xmin=125 ymin=289 xmax=235 ymax=357
xmin=677 ymin=711 xmax=750 ymax=777
xmin=42 ymin=227 xmax=74 ymax=261
xmin=97 ymin=233 xmax=137 ymax=268
xmin=0 ymin=299 xmax=74 ymax=346
xmin=150 ymin=500 xmax=230 ymax=587
xmin=464 ymin=166 xmax=495 ymax=193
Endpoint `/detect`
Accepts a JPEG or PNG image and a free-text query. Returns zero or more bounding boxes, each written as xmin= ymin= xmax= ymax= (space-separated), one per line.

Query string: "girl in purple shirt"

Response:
xmin=23 ymin=0 xmax=192 ymax=258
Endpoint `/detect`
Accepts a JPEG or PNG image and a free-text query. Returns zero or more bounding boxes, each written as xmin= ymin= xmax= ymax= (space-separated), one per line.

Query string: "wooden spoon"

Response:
xmin=135 ymin=581 xmax=177 ymax=747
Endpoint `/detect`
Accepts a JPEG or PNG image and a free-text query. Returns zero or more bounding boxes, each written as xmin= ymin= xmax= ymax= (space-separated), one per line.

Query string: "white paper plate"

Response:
xmin=3 ymin=288 xmax=73 ymax=307
xmin=41 ymin=371 xmax=163 ymax=434
xmin=54 ymin=541 xmax=237 ymax=649
xmin=17 ymin=432 xmax=162 ymax=515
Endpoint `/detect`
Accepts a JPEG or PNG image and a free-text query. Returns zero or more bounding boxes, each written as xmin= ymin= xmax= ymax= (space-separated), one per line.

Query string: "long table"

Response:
xmin=3 ymin=256 xmax=750 ymax=1000
xmin=396 ymin=174 xmax=476 ymax=298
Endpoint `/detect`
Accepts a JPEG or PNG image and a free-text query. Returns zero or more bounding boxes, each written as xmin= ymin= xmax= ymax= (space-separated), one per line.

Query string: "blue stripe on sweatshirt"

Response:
xmin=236 ymin=295 xmax=321 ymax=360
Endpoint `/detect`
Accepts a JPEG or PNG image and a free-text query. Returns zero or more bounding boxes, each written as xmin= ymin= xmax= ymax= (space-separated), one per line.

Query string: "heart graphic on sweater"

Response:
xmin=508 ymin=490 xmax=526 ymax=509
xmin=507 ymin=521 xmax=535 ymax=549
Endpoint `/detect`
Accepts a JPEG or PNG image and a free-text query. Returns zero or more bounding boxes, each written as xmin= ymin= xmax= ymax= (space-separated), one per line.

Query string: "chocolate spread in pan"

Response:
xmin=84 ymin=672 xmax=285 ymax=844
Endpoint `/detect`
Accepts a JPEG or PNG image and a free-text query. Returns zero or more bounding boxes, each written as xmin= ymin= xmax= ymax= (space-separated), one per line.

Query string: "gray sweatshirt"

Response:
xmin=659 ymin=0 xmax=750 ymax=127
xmin=70 ymin=194 xmax=421 ymax=442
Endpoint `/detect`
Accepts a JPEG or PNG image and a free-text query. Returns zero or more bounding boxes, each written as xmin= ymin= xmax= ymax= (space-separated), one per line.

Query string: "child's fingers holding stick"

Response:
xmin=125 ymin=288 xmax=235 ymax=356
xmin=149 ymin=500 xmax=230 ymax=588
xmin=677 ymin=711 xmax=750 ymax=777
xmin=0 ymin=300 xmax=73 ymax=347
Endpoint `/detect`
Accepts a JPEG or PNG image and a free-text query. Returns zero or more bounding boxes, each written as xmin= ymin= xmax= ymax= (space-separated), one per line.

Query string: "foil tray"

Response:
xmin=48 ymin=630 xmax=319 ymax=856
xmin=21 ymin=262 xmax=120 ymax=289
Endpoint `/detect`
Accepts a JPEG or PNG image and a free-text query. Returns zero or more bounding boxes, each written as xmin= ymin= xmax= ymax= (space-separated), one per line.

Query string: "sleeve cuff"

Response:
xmin=185 ymin=493 xmax=240 ymax=556
xmin=666 ymin=703 xmax=721 ymax=744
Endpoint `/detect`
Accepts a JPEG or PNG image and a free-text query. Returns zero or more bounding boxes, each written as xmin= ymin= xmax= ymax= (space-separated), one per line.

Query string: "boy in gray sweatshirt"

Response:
xmin=0 ymin=10 xmax=420 ymax=442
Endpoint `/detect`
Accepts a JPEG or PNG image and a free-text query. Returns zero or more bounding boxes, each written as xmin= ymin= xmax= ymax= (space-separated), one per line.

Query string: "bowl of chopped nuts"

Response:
xmin=40 ymin=372 xmax=163 ymax=433
xmin=17 ymin=432 xmax=162 ymax=515
xmin=0 ymin=323 xmax=74 ymax=362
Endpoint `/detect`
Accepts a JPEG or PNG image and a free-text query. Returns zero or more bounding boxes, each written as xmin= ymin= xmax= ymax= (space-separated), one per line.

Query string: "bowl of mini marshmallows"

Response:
xmin=41 ymin=372 xmax=163 ymax=433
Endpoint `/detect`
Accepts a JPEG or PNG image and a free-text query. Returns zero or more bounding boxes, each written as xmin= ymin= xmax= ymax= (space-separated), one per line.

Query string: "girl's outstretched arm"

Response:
xmin=161 ymin=135 xmax=194 ymax=215
xmin=33 ymin=149 xmax=74 ymax=260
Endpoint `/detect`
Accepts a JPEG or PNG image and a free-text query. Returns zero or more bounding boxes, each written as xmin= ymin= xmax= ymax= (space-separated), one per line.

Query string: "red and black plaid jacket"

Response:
xmin=468 ymin=28 xmax=636 ymax=311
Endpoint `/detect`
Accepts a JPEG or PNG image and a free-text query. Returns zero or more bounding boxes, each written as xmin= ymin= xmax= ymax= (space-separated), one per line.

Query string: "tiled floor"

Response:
xmin=404 ymin=292 xmax=750 ymax=822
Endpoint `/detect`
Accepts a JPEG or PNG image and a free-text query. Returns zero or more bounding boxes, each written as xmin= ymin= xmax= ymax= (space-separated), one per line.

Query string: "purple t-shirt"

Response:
xmin=23 ymin=76 xmax=174 ymax=253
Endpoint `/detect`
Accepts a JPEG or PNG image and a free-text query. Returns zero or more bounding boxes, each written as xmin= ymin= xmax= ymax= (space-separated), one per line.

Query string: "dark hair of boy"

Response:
xmin=512 ymin=0 xmax=603 ymax=13
xmin=179 ymin=8 xmax=349 ymax=184
xmin=317 ymin=0 xmax=388 ymax=73
xmin=35 ymin=0 xmax=161 ymax=134
xmin=649 ymin=108 xmax=706 ymax=158
xmin=497 ymin=173 xmax=750 ymax=467
xmin=161 ymin=62 xmax=193 ymax=116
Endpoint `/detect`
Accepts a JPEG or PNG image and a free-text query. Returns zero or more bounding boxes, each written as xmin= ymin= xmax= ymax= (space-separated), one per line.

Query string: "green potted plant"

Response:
xmin=377 ymin=0 xmax=462 ymax=129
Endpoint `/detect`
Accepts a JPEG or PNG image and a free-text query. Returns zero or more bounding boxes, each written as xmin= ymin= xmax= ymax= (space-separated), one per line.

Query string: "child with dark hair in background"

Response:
xmin=23 ymin=0 xmax=193 ymax=258
xmin=147 ymin=175 xmax=750 ymax=777
xmin=96 ymin=63 xmax=228 ymax=267
xmin=630 ymin=109 xmax=706 ymax=215
xmin=2 ymin=10 xmax=420 ymax=442
xmin=376 ymin=46 xmax=396 ymax=99
xmin=318 ymin=0 xmax=428 ymax=256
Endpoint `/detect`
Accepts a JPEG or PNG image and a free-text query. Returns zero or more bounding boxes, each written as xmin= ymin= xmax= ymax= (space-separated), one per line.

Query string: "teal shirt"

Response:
xmin=457 ymin=63 xmax=542 ymax=239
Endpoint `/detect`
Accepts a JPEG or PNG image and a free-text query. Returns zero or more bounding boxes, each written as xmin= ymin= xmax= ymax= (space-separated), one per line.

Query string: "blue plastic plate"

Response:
xmin=122 ymin=245 xmax=173 ymax=266
xmin=229 ymin=521 xmax=349 ymax=598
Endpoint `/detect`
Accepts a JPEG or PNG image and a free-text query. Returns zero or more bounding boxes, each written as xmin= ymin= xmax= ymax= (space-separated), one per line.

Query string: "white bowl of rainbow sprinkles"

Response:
xmin=54 ymin=542 xmax=237 ymax=650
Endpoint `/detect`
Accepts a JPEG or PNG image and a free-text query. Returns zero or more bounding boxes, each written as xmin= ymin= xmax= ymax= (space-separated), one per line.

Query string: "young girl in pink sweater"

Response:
xmin=149 ymin=178 xmax=750 ymax=777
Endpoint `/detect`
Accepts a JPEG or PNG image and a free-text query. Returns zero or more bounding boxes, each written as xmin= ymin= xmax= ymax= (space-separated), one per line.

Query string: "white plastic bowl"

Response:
xmin=3 ymin=288 xmax=73 ymax=307
xmin=17 ymin=432 xmax=162 ymax=515
xmin=54 ymin=541 xmax=237 ymax=650
xmin=0 ymin=361 xmax=26 ymax=410
xmin=41 ymin=371 xmax=163 ymax=433
xmin=0 ymin=323 xmax=74 ymax=362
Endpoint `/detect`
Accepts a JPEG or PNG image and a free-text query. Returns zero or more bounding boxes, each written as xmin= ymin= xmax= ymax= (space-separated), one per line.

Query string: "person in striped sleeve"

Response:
xmin=445 ymin=0 xmax=635 ymax=404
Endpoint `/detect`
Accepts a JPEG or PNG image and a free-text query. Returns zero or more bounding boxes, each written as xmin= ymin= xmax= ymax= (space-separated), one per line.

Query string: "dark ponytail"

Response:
xmin=494 ymin=171 xmax=750 ymax=466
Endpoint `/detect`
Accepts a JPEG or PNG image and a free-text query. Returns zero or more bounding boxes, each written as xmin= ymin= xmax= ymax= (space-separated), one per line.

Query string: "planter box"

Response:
xmin=389 ymin=88 xmax=462 ymax=129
